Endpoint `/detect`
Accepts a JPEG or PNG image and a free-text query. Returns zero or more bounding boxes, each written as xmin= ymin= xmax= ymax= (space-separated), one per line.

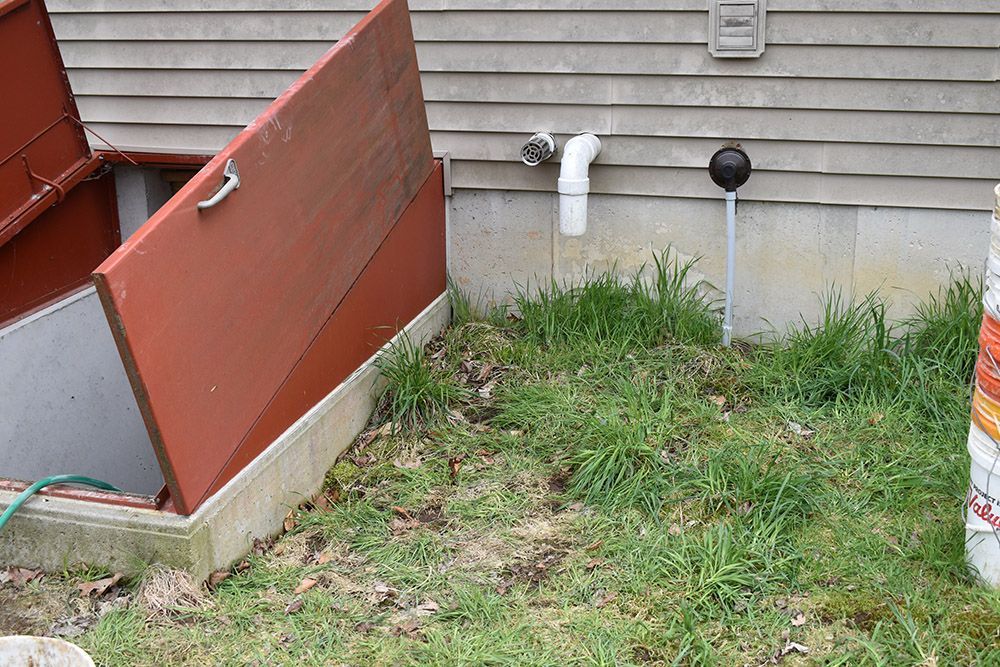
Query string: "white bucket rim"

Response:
xmin=967 ymin=423 xmax=1000 ymax=467
xmin=985 ymin=291 xmax=1000 ymax=315
xmin=0 ymin=636 xmax=95 ymax=667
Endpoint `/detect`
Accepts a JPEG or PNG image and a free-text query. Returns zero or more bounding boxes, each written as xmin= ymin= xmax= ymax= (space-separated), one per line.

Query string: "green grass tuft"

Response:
xmin=375 ymin=333 xmax=467 ymax=433
xmin=513 ymin=248 xmax=720 ymax=349
xmin=752 ymin=275 xmax=981 ymax=441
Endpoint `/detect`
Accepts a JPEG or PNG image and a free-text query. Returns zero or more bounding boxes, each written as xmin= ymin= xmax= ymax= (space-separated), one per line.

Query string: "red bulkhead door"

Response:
xmin=0 ymin=0 xmax=121 ymax=325
xmin=94 ymin=0 xmax=437 ymax=514
xmin=0 ymin=0 xmax=94 ymax=244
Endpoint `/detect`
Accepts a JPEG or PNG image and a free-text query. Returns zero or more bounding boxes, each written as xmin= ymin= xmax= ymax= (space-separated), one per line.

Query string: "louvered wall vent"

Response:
xmin=709 ymin=0 xmax=766 ymax=58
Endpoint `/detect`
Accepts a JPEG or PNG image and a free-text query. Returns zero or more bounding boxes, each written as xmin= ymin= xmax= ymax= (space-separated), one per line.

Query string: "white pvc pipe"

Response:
xmin=723 ymin=191 xmax=736 ymax=347
xmin=558 ymin=134 xmax=602 ymax=236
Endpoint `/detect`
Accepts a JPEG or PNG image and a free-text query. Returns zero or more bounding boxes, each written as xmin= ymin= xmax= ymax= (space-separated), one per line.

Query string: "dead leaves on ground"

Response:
xmin=77 ymin=572 xmax=123 ymax=597
xmin=759 ymin=639 xmax=810 ymax=665
xmin=1 ymin=566 xmax=44 ymax=587
xmin=458 ymin=359 xmax=506 ymax=397
xmin=278 ymin=572 xmax=441 ymax=642
xmin=389 ymin=506 xmax=421 ymax=534
xmin=293 ymin=577 xmax=318 ymax=595
xmin=356 ymin=421 xmax=398 ymax=449
xmin=593 ymin=590 xmax=618 ymax=608
xmin=382 ymin=597 xmax=442 ymax=641
xmin=349 ymin=421 xmax=400 ymax=467
xmin=282 ymin=488 xmax=342 ymax=532
xmin=388 ymin=505 xmax=443 ymax=535
xmin=392 ymin=454 xmax=423 ymax=470
xmin=370 ymin=581 xmax=399 ymax=607
xmin=415 ymin=599 xmax=439 ymax=614
xmin=283 ymin=576 xmax=326 ymax=614
xmin=207 ymin=570 xmax=231 ymax=590
xmin=496 ymin=547 xmax=567 ymax=596
xmin=352 ymin=453 xmax=377 ymax=467
xmin=390 ymin=618 xmax=423 ymax=639
xmin=448 ymin=455 xmax=466 ymax=481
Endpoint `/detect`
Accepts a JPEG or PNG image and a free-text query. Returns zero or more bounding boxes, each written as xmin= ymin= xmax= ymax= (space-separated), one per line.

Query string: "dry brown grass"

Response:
xmin=134 ymin=567 xmax=211 ymax=619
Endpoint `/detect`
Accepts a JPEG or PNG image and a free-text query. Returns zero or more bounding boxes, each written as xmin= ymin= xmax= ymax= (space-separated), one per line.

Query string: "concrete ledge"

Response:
xmin=0 ymin=294 xmax=450 ymax=580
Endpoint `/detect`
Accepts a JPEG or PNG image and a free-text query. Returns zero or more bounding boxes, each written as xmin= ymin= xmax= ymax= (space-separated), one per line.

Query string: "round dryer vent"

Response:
xmin=520 ymin=132 xmax=557 ymax=167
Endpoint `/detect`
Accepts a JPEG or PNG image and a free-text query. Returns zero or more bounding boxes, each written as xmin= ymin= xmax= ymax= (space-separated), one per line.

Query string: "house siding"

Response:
xmin=47 ymin=1 xmax=1000 ymax=332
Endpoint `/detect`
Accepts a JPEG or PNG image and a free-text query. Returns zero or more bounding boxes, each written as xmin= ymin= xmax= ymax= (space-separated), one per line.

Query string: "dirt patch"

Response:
xmin=496 ymin=546 xmax=568 ymax=595
xmin=632 ymin=646 xmax=658 ymax=664
xmin=0 ymin=586 xmax=68 ymax=635
xmin=302 ymin=531 xmax=328 ymax=562
xmin=847 ymin=610 xmax=877 ymax=631
xmin=443 ymin=512 xmax=573 ymax=581
xmin=509 ymin=513 xmax=573 ymax=543
xmin=389 ymin=504 xmax=448 ymax=534
xmin=548 ymin=468 xmax=571 ymax=494
xmin=486 ymin=513 xmax=575 ymax=593
xmin=316 ymin=570 xmax=371 ymax=600
xmin=444 ymin=533 xmax=511 ymax=574
xmin=415 ymin=504 xmax=444 ymax=525
xmin=0 ymin=571 xmax=130 ymax=639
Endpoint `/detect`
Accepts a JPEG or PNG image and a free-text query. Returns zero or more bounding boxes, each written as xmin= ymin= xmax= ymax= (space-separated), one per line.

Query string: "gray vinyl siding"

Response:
xmin=48 ymin=1 xmax=1000 ymax=211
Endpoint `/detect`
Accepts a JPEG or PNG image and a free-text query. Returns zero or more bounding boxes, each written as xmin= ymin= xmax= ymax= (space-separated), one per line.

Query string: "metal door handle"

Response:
xmin=197 ymin=159 xmax=240 ymax=210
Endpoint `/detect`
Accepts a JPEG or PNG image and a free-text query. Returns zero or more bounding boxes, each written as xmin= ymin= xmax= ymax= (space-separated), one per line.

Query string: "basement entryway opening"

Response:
xmin=0 ymin=0 xmax=446 ymax=578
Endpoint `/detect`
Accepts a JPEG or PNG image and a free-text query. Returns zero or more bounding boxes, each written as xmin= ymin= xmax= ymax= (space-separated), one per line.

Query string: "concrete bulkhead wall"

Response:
xmin=113 ymin=166 xmax=176 ymax=242
xmin=448 ymin=191 xmax=990 ymax=337
xmin=0 ymin=294 xmax=450 ymax=580
xmin=0 ymin=287 xmax=162 ymax=495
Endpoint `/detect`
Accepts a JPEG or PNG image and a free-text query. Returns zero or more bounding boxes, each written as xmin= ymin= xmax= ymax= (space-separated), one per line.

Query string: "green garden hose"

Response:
xmin=0 ymin=475 xmax=122 ymax=532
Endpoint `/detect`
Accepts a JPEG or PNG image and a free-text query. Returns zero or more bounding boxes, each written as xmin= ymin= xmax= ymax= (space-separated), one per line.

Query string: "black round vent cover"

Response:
xmin=709 ymin=148 xmax=752 ymax=192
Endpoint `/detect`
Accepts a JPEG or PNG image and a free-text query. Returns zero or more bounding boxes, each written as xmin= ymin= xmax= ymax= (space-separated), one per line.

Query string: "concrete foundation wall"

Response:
xmin=449 ymin=190 xmax=991 ymax=336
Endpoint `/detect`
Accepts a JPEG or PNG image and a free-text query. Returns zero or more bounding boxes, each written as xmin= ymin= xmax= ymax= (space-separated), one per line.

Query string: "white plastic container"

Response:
xmin=983 ymin=242 xmax=1000 ymax=315
xmin=0 ymin=637 xmax=94 ymax=666
xmin=966 ymin=424 xmax=1000 ymax=584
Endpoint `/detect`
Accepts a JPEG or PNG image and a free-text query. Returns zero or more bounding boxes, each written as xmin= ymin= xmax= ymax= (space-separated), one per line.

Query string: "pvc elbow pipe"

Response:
xmin=558 ymin=134 xmax=602 ymax=236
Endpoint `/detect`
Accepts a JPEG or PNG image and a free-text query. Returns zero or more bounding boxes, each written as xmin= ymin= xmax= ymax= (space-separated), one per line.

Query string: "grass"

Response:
xmin=3 ymin=252 xmax=999 ymax=665
xmin=374 ymin=332 xmax=468 ymax=432
xmin=513 ymin=249 xmax=720 ymax=350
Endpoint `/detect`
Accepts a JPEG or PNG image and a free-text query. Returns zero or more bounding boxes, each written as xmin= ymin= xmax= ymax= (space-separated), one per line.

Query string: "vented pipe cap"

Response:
xmin=709 ymin=147 xmax=752 ymax=192
xmin=521 ymin=132 xmax=557 ymax=167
